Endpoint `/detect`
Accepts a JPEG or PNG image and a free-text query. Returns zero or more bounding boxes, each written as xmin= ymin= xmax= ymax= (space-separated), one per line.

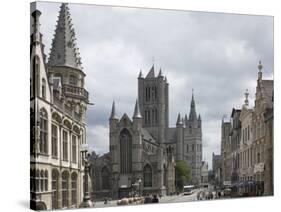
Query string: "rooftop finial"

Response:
xmin=258 ymin=60 xmax=263 ymax=80
xmin=244 ymin=89 xmax=249 ymax=106
xmin=133 ymin=99 xmax=142 ymax=119
xmin=31 ymin=10 xmax=42 ymax=43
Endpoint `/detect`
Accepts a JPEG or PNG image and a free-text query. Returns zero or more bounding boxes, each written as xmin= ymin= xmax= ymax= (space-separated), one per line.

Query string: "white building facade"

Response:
xmin=30 ymin=3 xmax=90 ymax=210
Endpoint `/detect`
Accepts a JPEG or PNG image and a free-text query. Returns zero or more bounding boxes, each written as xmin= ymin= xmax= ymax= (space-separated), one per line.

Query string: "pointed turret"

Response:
xmin=146 ymin=65 xmax=155 ymax=78
xmin=184 ymin=114 xmax=188 ymax=125
xmin=176 ymin=113 xmax=183 ymax=126
xmin=138 ymin=70 xmax=144 ymax=79
xmin=48 ymin=3 xmax=82 ymax=70
xmin=110 ymin=101 xmax=118 ymax=120
xmin=133 ymin=99 xmax=142 ymax=119
xmin=188 ymin=90 xmax=197 ymax=121
xmin=158 ymin=68 xmax=164 ymax=78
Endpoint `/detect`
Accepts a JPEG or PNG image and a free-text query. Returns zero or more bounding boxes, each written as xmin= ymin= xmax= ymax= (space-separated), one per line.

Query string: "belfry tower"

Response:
xmin=138 ymin=65 xmax=169 ymax=143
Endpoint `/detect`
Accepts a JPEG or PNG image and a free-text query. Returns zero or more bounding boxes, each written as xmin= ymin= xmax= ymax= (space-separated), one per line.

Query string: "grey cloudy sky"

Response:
xmin=36 ymin=2 xmax=273 ymax=168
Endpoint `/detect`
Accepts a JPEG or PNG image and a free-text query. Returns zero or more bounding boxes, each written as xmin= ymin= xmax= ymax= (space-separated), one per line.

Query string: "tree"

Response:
xmin=175 ymin=160 xmax=191 ymax=192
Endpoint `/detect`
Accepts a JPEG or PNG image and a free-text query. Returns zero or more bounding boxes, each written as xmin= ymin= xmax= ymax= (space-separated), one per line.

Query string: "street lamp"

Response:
xmin=79 ymin=144 xmax=94 ymax=208
xmin=138 ymin=178 xmax=142 ymax=197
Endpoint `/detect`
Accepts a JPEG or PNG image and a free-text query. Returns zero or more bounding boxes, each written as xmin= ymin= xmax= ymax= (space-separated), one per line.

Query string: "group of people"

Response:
xmin=144 ymin=193 xmax=160 ymax=204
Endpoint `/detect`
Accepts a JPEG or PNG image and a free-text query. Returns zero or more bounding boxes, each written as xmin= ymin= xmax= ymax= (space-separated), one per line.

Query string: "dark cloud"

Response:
xmin=36 ymin=2 xmax=273 ymax=168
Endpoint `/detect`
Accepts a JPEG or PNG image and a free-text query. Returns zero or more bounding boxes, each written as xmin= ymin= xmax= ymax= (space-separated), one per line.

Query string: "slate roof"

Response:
xmin=48 ymin=3 xmax=83 ymax=70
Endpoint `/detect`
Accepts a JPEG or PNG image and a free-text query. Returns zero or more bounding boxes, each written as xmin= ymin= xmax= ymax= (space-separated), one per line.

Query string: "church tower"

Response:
xmin=48 ymin=3 xmax=89 ymax=123
xmin=138 ymin=65 xmax=169 ymax=143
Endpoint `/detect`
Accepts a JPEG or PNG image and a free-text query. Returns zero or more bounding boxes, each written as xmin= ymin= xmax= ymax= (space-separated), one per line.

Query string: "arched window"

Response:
xmin=62 ymin=171 xmax=69 ymax=208
xmin=155 ymin=108 xmax=158 ymax=124
xmin=42 ymin=78 xmax=46 ymax=99
xmin=62 ymin=130 xmax=68 ymax=161
xmin=101 ymin=167 xmax=110 ymax=190
xmin=30 ymin=169 xmax=35 ymax=191
xmin=51 ymin=124 xmax=58 ymax=157
xmin=69 ymin=75 xmax=77 ymax=86
xmin=147 ymin=110 xmax=151 ymax=124
xmin=72 ymin=135 xmax=77 ymax=163
xmin=143 ymin=164 xmax=152 ymax=187
xmin=32 ymin=56 xmax=40 ymax=97
xmin=71 ymin=172 xmax=77 ymax=206
xmin=40 ymin=170 xmax=44 ymax=191
xmin=36 ymin=170 xmax=40 ymax=192
xmin=45 ymin=170 xmax=48 ymax=191
xmin=52 ymin=169 xmax=59 ymax=209
xmin=40 ymin=108 xmax=48 ymax=154
xmin=120 ymin=129 xmax=132 ymax=174
xmin=186 ymin=144 xmax=189 ymax=152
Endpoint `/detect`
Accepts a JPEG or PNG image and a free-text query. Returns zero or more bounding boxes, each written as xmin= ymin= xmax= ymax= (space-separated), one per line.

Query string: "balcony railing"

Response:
xmin=62 ymin=84 xmax=89 ymax=101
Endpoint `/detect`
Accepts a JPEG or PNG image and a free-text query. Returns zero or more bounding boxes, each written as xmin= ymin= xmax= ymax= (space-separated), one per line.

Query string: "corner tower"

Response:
xmin=138 ymin=65 xmax=169 ymax=143
xmin=48 ymin=3 xmax=89 ymax=123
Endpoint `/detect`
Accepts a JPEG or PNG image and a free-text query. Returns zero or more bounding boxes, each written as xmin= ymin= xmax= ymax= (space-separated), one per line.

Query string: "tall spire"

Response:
xmin=146 ymin=65 xmax=155 ymax=78
xmin=110 ymin=101 xmax=118 ymax=120
xmin=133 ymin=99 xmax=142 ymax=119
xmin=48 ymin=3 xmax=82 ymax=70
xmin=189 ymin=89 xmax=197 ymax=121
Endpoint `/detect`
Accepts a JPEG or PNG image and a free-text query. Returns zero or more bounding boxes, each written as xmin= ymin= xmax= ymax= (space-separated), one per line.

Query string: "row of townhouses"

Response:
xmin=212 ymin=61 xmax=273 ymax=196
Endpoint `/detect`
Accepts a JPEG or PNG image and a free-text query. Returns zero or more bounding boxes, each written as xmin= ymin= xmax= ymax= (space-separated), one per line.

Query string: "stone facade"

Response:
xmin=91 ymin=66 xmax=202 ymax=199
xmin=30 ymin=3 xmax=90 ymax=210
xmin=218 ymin=61 xmax=273 ymax=196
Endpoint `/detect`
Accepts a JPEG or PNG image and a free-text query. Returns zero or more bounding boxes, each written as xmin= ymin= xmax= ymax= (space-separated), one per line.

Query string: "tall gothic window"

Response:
xmin=101 ymin=167 xmax=110 ymax=190
xmin=40 ymin=108 xmax=48 ymax=154
xmin=51 ymin=124 xmax=58 ymax=157
xmin=40 ymin=170 xmax=44 ymax=191
xmin=45 ymin=170 xmax=48 ymax=191
xmin=62 ymin=171 xmax=69 ymax=208
xmin=71 ymin=172 xmax=77 ymax=206
xmin=63 ymin=130 xmax=68 ymax=161
xmin=186 ymin=144 xmax=189 ymax=152
xmin=30 ymin=169 xmax=35 ymax=192
xmin=143 ymin=164 xmax=152 ymax=187
xmin=36 ymin=170 xmax=40 ymax=191
xmin=72 ymin=135 xmax=77 ymax=163
xmin=120 ymin=129 xmax=132 ymax=174
xmin=42 ymin=79 xmax=46 ymax=99
xmin=52 ymin=169 xmax=59 ymax=209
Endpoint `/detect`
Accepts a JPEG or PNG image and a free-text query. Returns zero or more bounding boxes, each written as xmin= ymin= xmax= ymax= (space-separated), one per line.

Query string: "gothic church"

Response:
xmin=91 ymin=66 xmax=202 ymax=199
